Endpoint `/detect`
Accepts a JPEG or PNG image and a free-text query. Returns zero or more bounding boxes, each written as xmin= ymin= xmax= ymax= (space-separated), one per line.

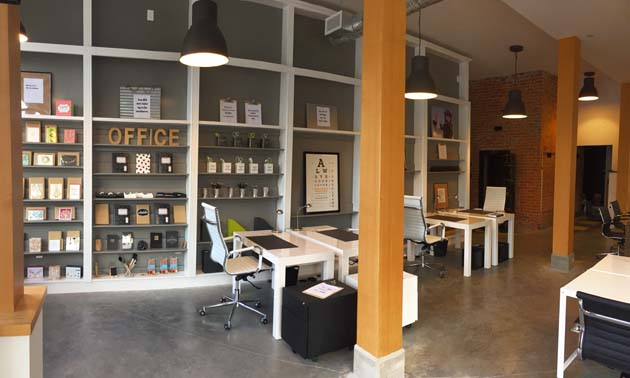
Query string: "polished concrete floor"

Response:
xmin=44 ymin=224 xmax=623 ymax=378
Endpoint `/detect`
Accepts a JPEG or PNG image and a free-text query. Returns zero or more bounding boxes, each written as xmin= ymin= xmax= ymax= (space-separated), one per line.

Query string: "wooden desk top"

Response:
xmin=0 ymin=286 xmax=47 ymax=337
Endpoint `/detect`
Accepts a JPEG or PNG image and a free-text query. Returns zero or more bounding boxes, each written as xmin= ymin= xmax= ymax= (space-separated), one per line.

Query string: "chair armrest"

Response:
xmin=227 ymin=246 xmax=257 ymax=259
xmin=224 ymin=235 xmax=235 ymax=242
xmin=427 ymin=223 xmax=446 ymax=238
xmin=347 ymin=228 xmax=359 ymax=232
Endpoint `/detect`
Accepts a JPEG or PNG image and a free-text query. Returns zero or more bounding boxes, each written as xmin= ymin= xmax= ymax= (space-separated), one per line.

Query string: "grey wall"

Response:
xmin=199 ymin=66 xmax=281 ymax=125
xmin=21 ymin=52 xmax=84 ymax=116
xmin=428 ymin=52 xmax=460 ymax=98
xmin=294 ymin=15 xmax=355 ymax=77
xmin=21 ymin=0 xmax=83 ymax=45
xmin=92 ymin=57 xmax=188 ymax=119
xmin=294 ymin=76 xmax=354 ymax=130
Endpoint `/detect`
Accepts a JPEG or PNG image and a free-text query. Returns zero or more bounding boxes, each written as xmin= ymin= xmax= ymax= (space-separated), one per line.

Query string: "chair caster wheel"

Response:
xmin=261 ymin=317 xmax=268 ymax=325
xmin=220 ymin=297 xmax=227 ymax=303
xmin=255 ymin=301 xmax=262 ymax=308
xmin=224 ymin=322 xmax=231 ymax=330
xmin=199 ymin=310 xmax=206 ymax=316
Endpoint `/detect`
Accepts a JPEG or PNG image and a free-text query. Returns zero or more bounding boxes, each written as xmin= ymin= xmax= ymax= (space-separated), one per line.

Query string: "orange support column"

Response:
xmin=353 ymin=0 xmax=406 ymax=376
xmin=551 ymin=37 xmax=581 ymax=272
xmin=616 ymin=84 xmax=630 ymax=210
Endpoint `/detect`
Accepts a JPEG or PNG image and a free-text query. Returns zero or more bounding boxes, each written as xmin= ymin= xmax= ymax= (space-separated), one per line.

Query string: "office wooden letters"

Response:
xmin=107 ymin=127 xmax=179 ymax=146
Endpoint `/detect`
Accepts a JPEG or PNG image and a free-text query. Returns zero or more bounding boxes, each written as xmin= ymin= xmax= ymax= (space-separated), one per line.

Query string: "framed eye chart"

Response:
xmin=304 ymin=152 xmax=339 ymax=214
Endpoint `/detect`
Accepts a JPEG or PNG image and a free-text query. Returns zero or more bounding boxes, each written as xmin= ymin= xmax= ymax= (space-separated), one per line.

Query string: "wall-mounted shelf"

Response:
xmin=427 ymin=171 xmax=466 ymax=175
xmin=199 ymin=173 xmax=282 ymax=177
xmin=427 ymin=137 xmax=467 ymax=144
xmin=22 ymin=143 xmax=83 ymax=149
xmin=92 ymin=271 xmax=186 ymax=282
xmin=293 ymin=127 xmax=359 ymax=136
xmin=24 ymin=220 xmax=83 ymax=225
xmin=93 ymin=197 xmax=188 ymax=202
xmin=25 ymin=277 xmax=83 ymax=284
xmin=23 ymin=166 xmax=84 ymax=170
xmin=25 ymin=250 xmax=84 ymax=255
xmin=198 ymin=196 xmax=282 ymax=201
xmin=93 ymin=173 xmax=188 ymax=177
xmin=92 ymin=117 xmax=189 ymax=125
xmin=93 ymin=224 xmax=187 ymax=229
xmin=199 ymin=145 xmax=283 ymax=152
xmin=23 ymin=199 xmax=83 ymax=204
xmin=22 ymin=114 xmax=84 ymax=122
xmin=199 ymin=120 xmax=281 ymax=130
xmin=92 ymin=144 xmax=188 ymax=150
xmin=94 ymin=248 xmax=186 ymax=255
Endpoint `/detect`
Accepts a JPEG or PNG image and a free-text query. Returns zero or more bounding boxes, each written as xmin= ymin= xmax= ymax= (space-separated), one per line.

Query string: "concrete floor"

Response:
xmin=43 ymin=225 xmax=623 ymax=378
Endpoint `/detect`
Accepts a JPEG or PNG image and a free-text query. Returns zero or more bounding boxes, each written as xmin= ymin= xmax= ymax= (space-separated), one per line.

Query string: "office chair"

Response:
xmin=571 ymin=291 xmax=630 ymax=377
xmin=199 ymin=203 xmax=271 ymax=330
xmin=403 ymin=196 xmax=447 ymax=278
xmin=598 ymin=208 xmax=625 ymax=258
xmin=610 ymin=201 xmax=630 ymax=227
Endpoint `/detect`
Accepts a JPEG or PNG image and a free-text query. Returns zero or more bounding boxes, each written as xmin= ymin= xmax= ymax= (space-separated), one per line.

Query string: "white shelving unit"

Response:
xmin=19 ymin=0 xmax=470 ymax=293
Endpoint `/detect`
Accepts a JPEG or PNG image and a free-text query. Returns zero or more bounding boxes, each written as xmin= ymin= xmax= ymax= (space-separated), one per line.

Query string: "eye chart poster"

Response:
xmin=304 ymin=152 xmax=339 ymax=214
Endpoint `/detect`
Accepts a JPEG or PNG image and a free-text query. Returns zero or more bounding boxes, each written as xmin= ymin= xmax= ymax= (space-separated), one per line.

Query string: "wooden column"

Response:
xmin=616 ymin=83 xmax=630 ymax=210
xmin=0 ymin=4 xmax=23 ymax=313
xmin=356 ymin=0 xmax=405 ymax=361
xmin=551 ymin=37 xmax=580 ymax=272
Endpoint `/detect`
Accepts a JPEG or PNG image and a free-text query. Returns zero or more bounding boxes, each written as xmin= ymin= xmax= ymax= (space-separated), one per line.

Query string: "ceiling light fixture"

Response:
xmin=502 ymin=45 xmax=527 ymax=119
xmin=19 ymin=22 xmax=28 ymax=43
xmin=405 ymin=8 xmax=437 ymax=100
xmin=179 ymin=0 xmax=229 ymax=68
xmin=578 ymin=71 xmax=599 ymax=101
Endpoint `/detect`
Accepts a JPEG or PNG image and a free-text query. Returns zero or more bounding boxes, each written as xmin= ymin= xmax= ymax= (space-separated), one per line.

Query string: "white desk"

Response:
xmin=440 ymin=210 xmax=515 ymax=266
xmin=424 ymin=214 xmax=492 ymax=277
xmin=288 ymin=225 xmax=359 ymax=283
xmin=556 ymin=255 xmax=630 ymax=377
xmin=233 ymin=230 xmax=336 ymax=340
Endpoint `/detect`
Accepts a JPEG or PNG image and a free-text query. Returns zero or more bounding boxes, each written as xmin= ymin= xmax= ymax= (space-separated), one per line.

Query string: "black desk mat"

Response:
xmin=248 ymin=235 xmax=297 ymax=250
xmin=318 ymin=229 xmax=359 ymax=242
xmin=427 ymin=215 xmax=465 ymax=223
xmin=459 ymin=209 xmax=495 ymax=215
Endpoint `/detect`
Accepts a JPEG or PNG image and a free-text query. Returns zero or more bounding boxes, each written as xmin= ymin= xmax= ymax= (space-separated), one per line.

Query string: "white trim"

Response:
xmin=227 ymin=57 xmax=287 ymax=73
xmin=21 ymin=42 xmax=85 ymax=55
xmin=435 ymin=94 xmax=470 ymax=106
xmin=293 ymin=127 xmax=359 ymax=136
xmin=91 ymin=47 xmax=180 ymax=62
xmin=199 ymin=120 xmax=281 ymax=130
xmin=21 ymin=114 xmax=84 ymax=122
xmin=92 ymin=117 xmax=189 ymax=125
xmin=293 ymin=67 xmax=361 ymax=86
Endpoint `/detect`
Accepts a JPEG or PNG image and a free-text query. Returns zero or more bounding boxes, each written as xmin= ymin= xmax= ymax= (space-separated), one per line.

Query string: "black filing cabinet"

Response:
xmin=282 ymin=280 xmax=357 ymax=360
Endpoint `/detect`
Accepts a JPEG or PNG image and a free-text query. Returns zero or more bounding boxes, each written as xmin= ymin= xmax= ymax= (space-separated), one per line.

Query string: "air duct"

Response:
xmin=325 ymin=0 xmax=445 ymax=45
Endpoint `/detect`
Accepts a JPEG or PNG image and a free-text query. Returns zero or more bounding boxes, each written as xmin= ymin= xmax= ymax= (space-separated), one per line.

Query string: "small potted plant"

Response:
xmin=262 ymin=186 xmax=270 ymax=197
xmin=205 ymin=156 xmax=216 ymax=173
xmin=211 ymin=182 xmax=222 ymax=198
xmin=247 ymin=132 xmax=256 ymax=148
xmin=227 ymin=185 xmax=235 ymax=198
xmin=232 ymin=131 xmax=241 ymax=147
xmin=252 ymin=185 xmax=259 ymax=198
xmin=261 ymin=133 xmax=269 ymax=149
xmin=237 ymin=183 xmax=248 ymax=198
xmin=213 ymin=131 xmax=222 ymax=146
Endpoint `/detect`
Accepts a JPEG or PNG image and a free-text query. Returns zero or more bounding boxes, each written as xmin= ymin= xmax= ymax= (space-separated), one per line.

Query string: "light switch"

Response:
xmin=147 ymin=9 xmax=155 ymax=22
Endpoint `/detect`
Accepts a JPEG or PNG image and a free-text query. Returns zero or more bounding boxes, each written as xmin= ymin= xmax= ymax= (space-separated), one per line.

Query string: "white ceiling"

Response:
xmin=307 ymin=0 xmax=624 ymax=83
xmin=501 ymin=0 xmax=630 ymax=83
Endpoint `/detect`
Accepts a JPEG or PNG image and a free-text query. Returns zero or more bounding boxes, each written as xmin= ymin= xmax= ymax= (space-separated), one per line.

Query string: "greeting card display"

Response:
xmin=112 ymin=153 xmax=129 ymax=173
xmin=48 ymin=231 xmax=63 ymax=252
xmin=27 ymin=266 xmax=44 ymax=280
xmin=154 ymin=204 xmax=171 ymax=224
xmin=54 ymin=206 xmax=74 ymax=221
xmin=65 ymin=265 xmax=82 ymax=279
xmin=63 ymin=129 xmax=77 ymax=143
xmin=66 ymin=230 xmax=81 ymax=251
xmin=150 ymin=232 xmax=163 ymax=249
xmin=135 ymin=153 xmax=152 ymax=174
xmin=45 ymin=124 xmax=58 ymax=143
xmin=28 ymin=177 xmax=46 ymax=200
xmin=66 ymin=177 xmax=82 ymax=200
xmin=58 ymin=152 xmax=80 ymax=167
xmin=28 ymin=237 xmax=42 ymax=253
xmin=49 ymin=265 xmax=61 ymax=280
xmin=25 ymin=121 xmax=41 ymax=143
xmin=48 ymin=177 xmax=64 ymax=200
xmin=55 ymin=100 xmax=73 ymax=116
xmin=165 ymin=231 xmax=179 ymax=249
xmin=158 ymin=152 xmax=173 ymax=173
xmin=114 ymin=205 xmax=131 ymax=225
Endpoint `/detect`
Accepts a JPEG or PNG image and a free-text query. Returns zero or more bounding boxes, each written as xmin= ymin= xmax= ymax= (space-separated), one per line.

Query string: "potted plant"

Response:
xmin=213 ymin=131 xmax=222 ymax=146
xmin=261 ymin=133 xmax=269 ymax=149
xmin=252 ymin=185 xmax=259 ymax=198
xmin=237 ymin=183 xmax=248 ymax=198
xmin=232 ymin=131 xmax=241 ymax=147
xmin=210 ymin=182 xmax=222 ymax=198
xmin=248 ymin=132 xmax=256 ymax=148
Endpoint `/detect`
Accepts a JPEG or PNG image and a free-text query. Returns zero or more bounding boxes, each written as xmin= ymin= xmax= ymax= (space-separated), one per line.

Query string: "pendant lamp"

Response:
xmin=19 ymin=22 xmax=28 ymax=43
xmin=578 ymin=72 xmax=599 ymax=101
xmin=405 ymin=8 xmax=437 ymax=100
xmin=180 ymin=0 xmax=229 ymax=67
xmin=502 ymin=45 xmax=527 ymax=119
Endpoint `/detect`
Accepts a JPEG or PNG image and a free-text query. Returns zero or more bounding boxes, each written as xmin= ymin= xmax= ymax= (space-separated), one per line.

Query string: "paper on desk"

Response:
xmin=302 ymin=282 xmax=343 ymax=299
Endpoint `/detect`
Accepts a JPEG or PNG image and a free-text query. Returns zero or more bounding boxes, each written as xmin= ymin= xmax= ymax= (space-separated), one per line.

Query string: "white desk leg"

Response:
xmin=338 ymin=255 xmax=350 ymax=282
xmin=491 ymin=220 xmax=499 ymax=266
xmin=557 ymin=292 xmax=567 ymax=378
xmin=455 ymin=230 xmax=462 ymax=249
xmin=406 ymin=240 xmax=415 ymax=262
xmin=464 ymin=229 xmax=472 ymax=277
xmin=271 ymin=264 xmax=286 ymax=340
xmin=322 ymin=257 xmax=335 ymax=280
xmin=508 ymin=218 xmax=515 ymax=259
xmin=484 ymin=225 xmax=492 ymax=269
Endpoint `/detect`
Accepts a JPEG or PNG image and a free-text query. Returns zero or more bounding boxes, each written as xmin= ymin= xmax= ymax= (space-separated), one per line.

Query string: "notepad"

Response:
xmin=302 ymin=282 xmax=343 ymax=299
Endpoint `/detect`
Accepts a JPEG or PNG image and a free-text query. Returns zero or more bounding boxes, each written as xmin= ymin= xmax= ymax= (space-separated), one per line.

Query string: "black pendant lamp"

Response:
xmin=180 ymin=0 xmax=228 ymax=68
xmin=502 ymin=45 xmax=527 ymax=119
xmin=405 ymin=8 xmax=437 ymax=100
xmin=19 ymin=22 xmax=28 ymax=43
xmin=578 ymin=71 xmax=599 ymax=101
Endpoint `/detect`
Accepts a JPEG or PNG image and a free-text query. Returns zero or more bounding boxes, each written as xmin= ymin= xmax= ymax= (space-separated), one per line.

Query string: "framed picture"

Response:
xmin=33 ymin=152 xmax=56 ymax=166
xmin=433 ymin=183 xmax=449 ymax=210
xmin=22 ymin=151 xmax=32 ymax=166
xmin=437 ymin=143 xmax=448 ymax=160
xmin=25 ymin=207 xmax=47 ymax=222
xmin=304 ymin=152 xmax=340 ymax=214
xmin=431 ymin=107 xmax=455 ymax=139
xmin=58 ymin=152 xmax=80 ymax=167
xmin=25 ymin=121 xmax=41 ymax=143
xmin=119 ymin=86 xmax=161 ymax=119
xmin=55 ymin=207 xmax=74 ymax=221
xmin=306 ymin=103 xmax=338 ymax=130
xmin=21 ymin=71 xmax=52 ymax=115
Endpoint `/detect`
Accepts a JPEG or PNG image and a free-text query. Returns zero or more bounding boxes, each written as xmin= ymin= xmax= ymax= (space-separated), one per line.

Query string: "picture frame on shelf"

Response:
xmin=431 ymin=107 xmax=454 ymax=139
xmin=48 ymin=177 xmax=64 ymax=200
xmin=58 ymin=152 xmax=81 ymax=167
xmin=33 ymin=152 xmax=56 ymax=166
xmin=306 ymin=103 xmax=338 ymax=130
xmin=219 ymin=98 xmax=237 ymax=123
xmin=27 ymin=266 xmax=44 ymax=280
xmin=244 ymin=100 xmax=262 ymax=125
xmin=28 ymin=177 xmax=46 ymax=200
xmin=55 ymin=100 xmax=74 ymax=116
xmin=45 ymin=124 xmax=58 ymax=143
xmin=304 ymin=152 xmax=340 ymax=214
xmin=54 ymin=207 xmax=74 ymax=221
xmin=22 ymin=151 xmax=32 ymax=166
xmin=437 ymin=143 xmax=448 ymax=160
xmin=21 ymin=71 xmax=52 ymax=115
xmin=63 ymin=129 xmax=77 ymax=144
xmin=28 ymin=237 xmax=42 ymax=253
xmin=25 ymin=207 xmax=47 ymax=222
xmin=433 ymin=183 xmax=449 ymax=210
xmin=25 ymin=121 xmax=41 ymax=143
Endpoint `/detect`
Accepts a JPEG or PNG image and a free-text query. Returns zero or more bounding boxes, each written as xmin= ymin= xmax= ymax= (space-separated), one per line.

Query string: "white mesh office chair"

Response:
xmin=404 ymin=196 xmax=447 ymax=278
xmin=199 ymin=203 xmax=271 ymax=330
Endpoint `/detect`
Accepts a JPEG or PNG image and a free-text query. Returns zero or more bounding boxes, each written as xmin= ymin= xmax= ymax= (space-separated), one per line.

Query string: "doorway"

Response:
xmin=576 ymin=145 xmax=612 ymax=218
xmin=478 ymin=150 xmax=516 ymax=212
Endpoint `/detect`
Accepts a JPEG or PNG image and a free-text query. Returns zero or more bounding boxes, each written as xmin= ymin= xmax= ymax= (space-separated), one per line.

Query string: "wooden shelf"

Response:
xmin=199 ymin=120 xmax=281 ymax=130
xmin=94 ymin=248 xmax=186 ymax=255
xmin=293 ymin=127 xmax=359 ymax=136
xmin=199 ymin=145 xmax=282 ymax=152
xmin=92 ymin=271 xmax=186 ymax=282
xmin=427 ymin=137 xmax=467 ymax=143
xmin=22 ymin=114 xmax=84 ymax=122
xmin=25 ymin=250 xmax=83 ymax=256
xmin=92 ymin=117 xmax=189 ymax=125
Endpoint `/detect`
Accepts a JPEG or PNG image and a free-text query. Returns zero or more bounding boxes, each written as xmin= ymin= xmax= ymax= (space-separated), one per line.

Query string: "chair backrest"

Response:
xmin=610 ymin=200 xmax=623 ymax=218
xmin=483 ymin=186 xmax=507 ymax=212
xmin=201 ymin=203 xmax=229 ymax=268
xmin=599 ymin=207 xmax=612 ymax=224
xmin=577 ymin=291 xmax=630 ymax=372
xmin=404 ymin=195 xmax=427 ymax=242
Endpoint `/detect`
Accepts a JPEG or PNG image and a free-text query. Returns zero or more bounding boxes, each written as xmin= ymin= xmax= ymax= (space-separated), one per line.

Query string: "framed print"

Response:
xmin=25 ymin=207 xmax=47 ymax=222
xmin=28 ymin=177 xmax=46 ymax=200
xmin=304 ymin=152 xmax=339 ymax=214
xmin=25 ymin=121 xmax=41 ymax=143
xmin=431 ymin=107 xmax=455 ymax=139
xmin=306 ymin=103 xmax=338 ymax=130
xmin=58 ymin=152 xmax=80 ymax=167
xmin=219 ymin=98 xmax=237 ymax=123
xmin=21 ymin=71 xmax=52 ymax=115
xmin=55 ymin=206 xmax=74 ymax=221
xmin=437 ymin=143 xmax=448 ymax=160
xmin=27 ymin=266 xmax=45 ymax=280
xmin=119 ymin=86 xmax=161 ymax=119
xmin=45 ymin=124 xmax=58 ymax=143
xmin=48 ymin=177 xmax=64 ymax=200
xmin=22 ymin=151 xmax=32 ymax=166
xmin=433 ymin=183 xmax=449 ymax=210
xmin=33 ymin=152 xmax=56 ymax=166
xmin=244 ymin=100 xmax=262 ymax=125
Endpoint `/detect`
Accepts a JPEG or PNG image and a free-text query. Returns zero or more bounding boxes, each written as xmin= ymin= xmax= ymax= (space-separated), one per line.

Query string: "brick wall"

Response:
xmin=470 ymin=71 xmax=557 ymax=231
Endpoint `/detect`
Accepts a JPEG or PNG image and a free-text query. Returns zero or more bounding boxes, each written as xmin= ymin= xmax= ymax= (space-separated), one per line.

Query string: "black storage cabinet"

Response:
xmin=461 ymin=245 xmax=485 ymax=270
xmin=282 ymin=280 xmax=357 ymax=360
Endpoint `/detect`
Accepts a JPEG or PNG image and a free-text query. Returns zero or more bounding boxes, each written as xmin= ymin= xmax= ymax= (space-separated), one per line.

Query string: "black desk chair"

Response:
xmin=610 ymin=200 xmax=630 ymax=229
xmin=598 ymin=208 xmax=625 ymax=258
xmin=573 ymin=291 xmax=630 ymax=377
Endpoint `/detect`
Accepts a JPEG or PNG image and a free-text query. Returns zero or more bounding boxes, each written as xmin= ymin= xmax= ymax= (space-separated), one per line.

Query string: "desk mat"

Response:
xmin=427 ymin=215 xmax=465 ymax=223
xmin=248 ymin=235 xmax=297 ymax=250
xmin=459 ymin=209 xmax=494 ymax=215
xmin=318 ymin=229 xmax=359 ymax=242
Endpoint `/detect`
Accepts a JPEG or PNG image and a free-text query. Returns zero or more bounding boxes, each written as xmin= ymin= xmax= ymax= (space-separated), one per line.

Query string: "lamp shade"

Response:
xmin=179 ymin=0 xmax=228 ymax=67
xmin=502 ymin=90 xmax=527 ymax=119
xmin=578 ymin=72 xmax=599 ymax=101
xmin=405 ymin=55 xmax=437 ymax=100
xmin=19 ymin=22 xmax=28 ymax=43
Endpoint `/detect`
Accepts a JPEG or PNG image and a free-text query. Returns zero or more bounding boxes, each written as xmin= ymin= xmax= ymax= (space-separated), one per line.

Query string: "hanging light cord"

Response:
xmin=513 ymin=50 xmax=518 ymax=87
xmin=418 ymin=8 xmax=422 ymax=43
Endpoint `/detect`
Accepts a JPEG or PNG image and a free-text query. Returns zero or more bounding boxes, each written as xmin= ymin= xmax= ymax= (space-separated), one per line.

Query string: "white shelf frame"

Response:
xmin=19 ymin=0 xmax=469 ymax=293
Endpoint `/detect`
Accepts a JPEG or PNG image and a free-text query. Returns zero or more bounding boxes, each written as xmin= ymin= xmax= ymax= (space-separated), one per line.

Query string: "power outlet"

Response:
xmin=147 ymin=9 xmax=155 ymax=22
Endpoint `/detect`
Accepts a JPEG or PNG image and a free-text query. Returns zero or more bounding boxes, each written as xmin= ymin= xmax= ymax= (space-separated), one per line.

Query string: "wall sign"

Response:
xmin=120 ymin=86 xmax=161 ymax=119
xmin=219 ymin=98 xmax=237 ymax=123
xmin=306 ymin=103 xmax=338 ymax=130
xmin=304 ymin=152 xmax=339 ymax=214
xmin=244 ymin=101 xmax=262 ymax=125
xmin=21 ymin=71 xmax=52 ymax=115
xmin=107 ymin=127 xmax=179 ymax=146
